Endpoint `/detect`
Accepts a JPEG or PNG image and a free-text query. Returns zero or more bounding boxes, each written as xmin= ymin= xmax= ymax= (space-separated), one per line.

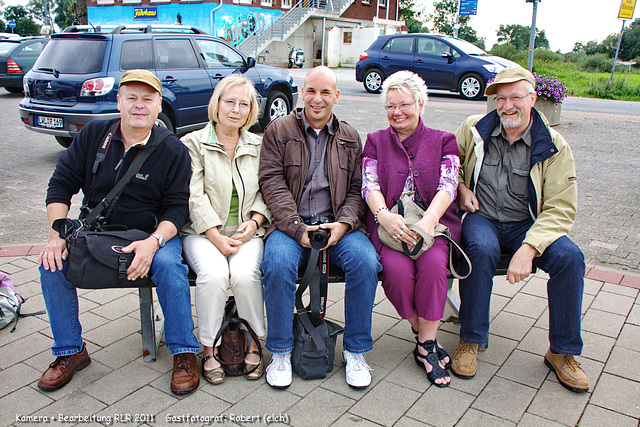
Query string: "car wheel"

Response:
xmin=155 ymin=112 xmax=174 ymax=133
xmin=5 ymin=86 xmax=23 ymax=94
xmin=458 ymin=73 xmax=485 ymax=100
xmin=363 ymin=69 xmax=383 ymax=94
xmin=259 ymin=91 xmax=290 ymax=129
xmin=55 ymin=136 xmax=73 ymax=148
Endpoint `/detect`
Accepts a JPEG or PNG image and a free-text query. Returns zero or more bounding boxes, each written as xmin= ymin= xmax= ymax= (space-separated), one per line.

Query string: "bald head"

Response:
xmin=301 ymin=66 xmax=340 ymax=129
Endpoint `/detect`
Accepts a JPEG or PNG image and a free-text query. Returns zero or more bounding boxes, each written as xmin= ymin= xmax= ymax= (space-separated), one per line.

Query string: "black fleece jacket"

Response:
xmin=46 ymin=118 xmax=191 ymax=234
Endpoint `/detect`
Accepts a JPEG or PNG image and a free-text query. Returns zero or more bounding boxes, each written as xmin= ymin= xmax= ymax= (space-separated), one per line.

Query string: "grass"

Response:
xmin=512 ymin=59 xmax=640 ymax=102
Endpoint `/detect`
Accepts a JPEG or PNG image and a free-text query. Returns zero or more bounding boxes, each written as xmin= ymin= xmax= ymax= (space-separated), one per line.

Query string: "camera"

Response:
xmin=304 ymin=214 xmax=334 ymax=249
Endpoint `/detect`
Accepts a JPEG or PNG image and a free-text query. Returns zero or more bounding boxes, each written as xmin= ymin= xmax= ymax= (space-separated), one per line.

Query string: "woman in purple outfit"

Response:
xmin=362 ymin=70 xmax=461 ymax=387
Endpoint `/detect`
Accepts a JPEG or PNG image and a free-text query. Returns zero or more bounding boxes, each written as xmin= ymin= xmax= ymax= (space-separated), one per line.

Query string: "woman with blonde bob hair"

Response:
xmin=181 ymin=74 xmax=272 ymax=385
xmin=362 ymin=70 xmax=461 ymax=387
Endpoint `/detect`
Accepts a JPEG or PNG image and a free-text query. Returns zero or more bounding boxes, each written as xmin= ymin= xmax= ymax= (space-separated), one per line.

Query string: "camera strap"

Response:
xmin=295 ymin=247 xmax=330 ymax=352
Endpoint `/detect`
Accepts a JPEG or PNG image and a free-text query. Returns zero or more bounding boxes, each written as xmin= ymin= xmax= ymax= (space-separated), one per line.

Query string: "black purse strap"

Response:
xmin=83 ymin=127 xmax=168 ymax=227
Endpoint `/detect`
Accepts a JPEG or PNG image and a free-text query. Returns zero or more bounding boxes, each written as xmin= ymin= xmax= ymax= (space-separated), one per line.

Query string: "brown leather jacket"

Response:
xmin=258 ymin=109 xmax=366 ymax=242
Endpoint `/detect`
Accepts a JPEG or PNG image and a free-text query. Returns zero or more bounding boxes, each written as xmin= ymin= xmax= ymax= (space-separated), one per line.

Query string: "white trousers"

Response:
xmin=182 ymin=227 xmax=265 ymax=347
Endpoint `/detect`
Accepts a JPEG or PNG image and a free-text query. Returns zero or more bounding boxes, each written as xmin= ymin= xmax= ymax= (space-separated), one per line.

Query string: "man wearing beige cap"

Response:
xmin=452 ymin=66 xmax=589 ymax=392
xmin=37 ymin=69 xmax=200 ymax=395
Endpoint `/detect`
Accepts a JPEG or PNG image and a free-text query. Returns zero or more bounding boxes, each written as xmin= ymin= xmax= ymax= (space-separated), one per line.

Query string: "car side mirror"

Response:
xmin=246 ymin=57 xmax=256 ymax=68
xmin=441 ymin=52 xmax=454 ymax=63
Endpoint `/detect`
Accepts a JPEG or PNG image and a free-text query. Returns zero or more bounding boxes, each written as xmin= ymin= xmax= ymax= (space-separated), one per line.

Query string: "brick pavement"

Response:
xmin=1 ymin=249 xmax=639 ymax=426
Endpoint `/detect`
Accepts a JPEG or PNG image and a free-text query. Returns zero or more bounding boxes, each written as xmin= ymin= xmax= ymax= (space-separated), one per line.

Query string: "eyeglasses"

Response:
xmin=495 ymin=93 xmax=533 ymax=104
xmin=221 ymin=99 xmax=250 ymax=110
xmin=384 ymin=101 xmax=417 ymax=112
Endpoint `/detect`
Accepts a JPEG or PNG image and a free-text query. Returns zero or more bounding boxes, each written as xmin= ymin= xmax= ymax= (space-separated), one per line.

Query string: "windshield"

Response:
xmin=0 ymin=42 xmax=19 ymax=55
xmin=34 ymin=38 xmax=107 ymax=74
xmin=444 ymin=37 xmax=489 ymax=56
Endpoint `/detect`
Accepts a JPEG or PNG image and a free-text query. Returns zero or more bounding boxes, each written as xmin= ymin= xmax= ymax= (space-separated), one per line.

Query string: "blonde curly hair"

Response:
xmin=381 ymin=70 xmax=428 ymax=113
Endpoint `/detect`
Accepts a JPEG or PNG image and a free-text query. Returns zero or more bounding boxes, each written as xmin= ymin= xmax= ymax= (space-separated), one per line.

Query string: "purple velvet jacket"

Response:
xmin=362 ymin=118 xmax=461 ymax=253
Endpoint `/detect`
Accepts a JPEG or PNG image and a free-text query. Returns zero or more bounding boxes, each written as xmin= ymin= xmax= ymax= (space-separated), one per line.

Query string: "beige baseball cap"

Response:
xmin=118 ymin=69 xmax=162 ymax=94
xmin=485 ymin=66 xmax=536 ymax=96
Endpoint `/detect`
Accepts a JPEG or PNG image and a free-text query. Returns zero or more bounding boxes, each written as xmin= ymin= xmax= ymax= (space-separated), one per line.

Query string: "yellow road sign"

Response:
xmin=619 ymin=0 xmax=637 ymax=19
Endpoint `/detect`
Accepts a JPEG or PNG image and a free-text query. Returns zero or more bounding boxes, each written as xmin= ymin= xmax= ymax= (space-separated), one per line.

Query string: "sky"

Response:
xmin=418 ymin=0 xmax=638 ymax=53
xmin=2 ymin=0 xmax=638 ymax=53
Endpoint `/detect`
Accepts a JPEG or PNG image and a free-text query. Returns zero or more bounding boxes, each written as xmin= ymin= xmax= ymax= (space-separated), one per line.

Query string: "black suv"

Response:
xmin=19 ymin=25 xmax=298 ymax=147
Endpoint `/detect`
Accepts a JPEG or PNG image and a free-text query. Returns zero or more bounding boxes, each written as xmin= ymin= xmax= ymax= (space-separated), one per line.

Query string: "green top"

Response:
xmin=225 ymin=182 xmax=239 ymax=226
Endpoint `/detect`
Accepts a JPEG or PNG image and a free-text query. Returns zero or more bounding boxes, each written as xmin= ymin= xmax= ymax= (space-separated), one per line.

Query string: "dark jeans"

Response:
xmin=459 ymin=213 xmax=585 ymax=355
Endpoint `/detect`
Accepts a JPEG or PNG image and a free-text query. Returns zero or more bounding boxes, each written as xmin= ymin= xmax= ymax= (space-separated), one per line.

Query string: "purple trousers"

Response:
xmin=379 ymin=237 xmax=450 ymax=321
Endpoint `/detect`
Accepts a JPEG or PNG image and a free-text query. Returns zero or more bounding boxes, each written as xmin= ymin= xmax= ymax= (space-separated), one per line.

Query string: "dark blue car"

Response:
xmin=355 ymin=34 xmax=516 ymax=100
xmin=19 ymin=25 xmax=298 ymax=148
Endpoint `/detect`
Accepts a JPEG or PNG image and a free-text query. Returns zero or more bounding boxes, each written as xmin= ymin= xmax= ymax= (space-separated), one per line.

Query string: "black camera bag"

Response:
xmin=291 ymin=243 xmax=344 ymax=380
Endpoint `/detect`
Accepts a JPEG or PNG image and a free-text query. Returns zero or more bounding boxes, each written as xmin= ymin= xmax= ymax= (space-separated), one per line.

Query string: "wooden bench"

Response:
xmin=139 ymin=254 xmax=533 ymax=362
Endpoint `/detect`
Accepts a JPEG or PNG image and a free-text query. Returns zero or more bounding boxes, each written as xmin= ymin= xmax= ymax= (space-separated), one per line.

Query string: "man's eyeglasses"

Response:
xmin=384 ymin=101 xmax=417 ymax=112
xmin=221 ymin=99 xmax=251 ymax=110
xmin=495 ymin=93 xmax=533 ymax=104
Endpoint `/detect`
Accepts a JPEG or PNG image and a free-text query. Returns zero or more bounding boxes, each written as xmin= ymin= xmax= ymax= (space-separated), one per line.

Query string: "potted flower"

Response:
xmin=486 ymin=72 xmax=571 ymax=126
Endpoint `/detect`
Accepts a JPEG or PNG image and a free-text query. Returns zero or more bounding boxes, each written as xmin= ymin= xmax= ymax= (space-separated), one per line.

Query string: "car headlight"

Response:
xmin=483 ymin=64 xmax=505 ymax=73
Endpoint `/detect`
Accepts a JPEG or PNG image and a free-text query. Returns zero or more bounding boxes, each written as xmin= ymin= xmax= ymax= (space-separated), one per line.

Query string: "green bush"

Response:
xmin=563 ymin=52 xmax=586 ymax=64
xmin=489 ymin=43 xmax=526 ymax=62
xmin=579 ymin=54 xmax=614 ymax=73
xmin=532 ymin=48 xmax=563 ymax=62
xmin=584 ymin=76 xmax=640 ymax=100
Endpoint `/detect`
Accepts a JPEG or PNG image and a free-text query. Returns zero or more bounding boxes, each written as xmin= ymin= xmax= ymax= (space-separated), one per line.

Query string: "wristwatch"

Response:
xmin=151 ymin=232 xmax=165 ymax=248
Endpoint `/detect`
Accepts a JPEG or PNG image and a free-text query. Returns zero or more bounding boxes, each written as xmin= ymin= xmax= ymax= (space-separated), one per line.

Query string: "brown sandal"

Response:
xmin=244 ymin=350 xmax=264 ymax=380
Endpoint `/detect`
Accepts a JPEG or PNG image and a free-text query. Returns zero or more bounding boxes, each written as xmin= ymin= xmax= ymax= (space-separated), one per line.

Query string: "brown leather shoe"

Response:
xmin=38 ymin=343 xmax=91 ymax=391
xmin=544 ymin=348 xmax=590 ymax=392
xmin=171 ymin=353 xmax=199 ymax=395
xmin=451 ymin=339 xmax=478 ymax=379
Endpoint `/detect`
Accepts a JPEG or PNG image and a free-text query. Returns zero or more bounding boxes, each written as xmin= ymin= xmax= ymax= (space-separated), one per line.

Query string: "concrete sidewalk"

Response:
xmin=1 ymin=247 xmax=639 ymax=426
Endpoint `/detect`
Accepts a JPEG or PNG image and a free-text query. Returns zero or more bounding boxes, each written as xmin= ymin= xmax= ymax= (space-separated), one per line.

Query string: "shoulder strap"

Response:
xmin=295 ymin=248 xmax=329 ymax=353
xmin=83 ymin=128 xmax=168 ymax=226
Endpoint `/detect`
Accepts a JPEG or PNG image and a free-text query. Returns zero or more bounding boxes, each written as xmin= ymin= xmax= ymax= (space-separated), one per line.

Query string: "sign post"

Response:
xmin=609 ymin=0 xmax=638 ymax=87
xmin=7 ymin=20 xmax=16 ymax=34
xmin=454 ymin=0 xmax=477 ymax=38
xmin=526 ymin=0 xmax=540 ymax=72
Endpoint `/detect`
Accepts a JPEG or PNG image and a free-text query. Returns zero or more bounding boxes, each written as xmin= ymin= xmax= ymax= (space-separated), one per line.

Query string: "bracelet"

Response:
xmin=374 ymin=206 xmax=389 ymax=224
xmin=250 ymin=218 xmax=260 ymax=229
xmin=424 ymin=211 xmax=439 ymax=223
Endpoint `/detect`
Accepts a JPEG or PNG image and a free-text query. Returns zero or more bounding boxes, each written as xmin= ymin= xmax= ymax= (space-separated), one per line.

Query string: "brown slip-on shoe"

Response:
xmin=202 ymin=355 xmax=225 ymax=385
xmin=244 ymin=351 xmax=265 ymax=380
xmin=451 ymin=339 xmax=478 ymax=379
xmin=38 ymin=343 xmax=91 ymax=391
xmin=544 ymin=349 xmax=590 ymax=392
xmin=171 ymin=353 xmax=199 ymax=395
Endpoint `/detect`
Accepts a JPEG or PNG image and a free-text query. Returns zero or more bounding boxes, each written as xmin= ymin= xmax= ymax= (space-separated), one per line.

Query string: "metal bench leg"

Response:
xmin=446 ymin=277 xmax=460 ymax=317
xmin=139 ymin=287 xmax=164 ymax=362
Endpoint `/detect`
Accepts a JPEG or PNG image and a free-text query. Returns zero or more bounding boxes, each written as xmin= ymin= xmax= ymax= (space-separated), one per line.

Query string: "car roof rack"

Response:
xmin=62 ymin=24 xmax=208 ymax=35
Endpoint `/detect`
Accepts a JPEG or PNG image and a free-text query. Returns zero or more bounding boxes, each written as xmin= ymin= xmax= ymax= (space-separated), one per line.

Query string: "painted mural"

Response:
xmin=87 ymin=3 xmax=281 ymax=46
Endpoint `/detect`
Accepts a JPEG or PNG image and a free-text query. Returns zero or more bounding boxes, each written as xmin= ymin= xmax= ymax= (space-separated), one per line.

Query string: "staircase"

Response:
xmin=237 ymin=0 xmax=355 ymax=57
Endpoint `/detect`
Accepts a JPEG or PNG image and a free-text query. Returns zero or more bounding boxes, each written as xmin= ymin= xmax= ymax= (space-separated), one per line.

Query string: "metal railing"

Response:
xmin=237 ymin=0 xmax=354 ymax=57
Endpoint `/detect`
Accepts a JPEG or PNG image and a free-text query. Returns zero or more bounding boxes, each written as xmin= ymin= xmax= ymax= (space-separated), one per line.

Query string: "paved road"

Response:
xmin=1 ymin=76 xmax=639 ymax=274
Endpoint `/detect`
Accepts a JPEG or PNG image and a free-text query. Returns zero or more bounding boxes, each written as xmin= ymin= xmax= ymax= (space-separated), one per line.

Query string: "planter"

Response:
xmin=486 ymin=95 xmax=562 ymax=126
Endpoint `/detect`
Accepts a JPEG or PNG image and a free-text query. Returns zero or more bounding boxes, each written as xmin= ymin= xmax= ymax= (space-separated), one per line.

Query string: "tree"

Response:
xmin=620 ymin=18 xmax=640 ymax=60
xmin=429 ymin=0 xmax=479 ymax=44
xmin=54 ymin=0 xmax=79 ymax=29
xmin=28 ymin=0 xmax=55 ymax=26
xmin=16 ymin=17 xmax=39 ymax=35
xmin=4 ymin=5 xmax=31 ymax=22
xmin=399 ymin=0 xmax=428 ymax=33
xmin=495 ymin=24 xmax=549 ymax=51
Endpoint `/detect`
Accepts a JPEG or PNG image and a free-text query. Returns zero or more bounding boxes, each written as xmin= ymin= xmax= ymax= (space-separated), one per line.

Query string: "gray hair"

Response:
xmin=381 ymin=70 xmax=428 ymax=112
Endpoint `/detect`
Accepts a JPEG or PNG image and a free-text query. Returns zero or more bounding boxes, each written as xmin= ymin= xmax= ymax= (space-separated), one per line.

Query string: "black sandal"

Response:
xmin=411 ymin=327 xmax=451 ymax=370
xmin=414 ymin=339 xmax=450 ymax=388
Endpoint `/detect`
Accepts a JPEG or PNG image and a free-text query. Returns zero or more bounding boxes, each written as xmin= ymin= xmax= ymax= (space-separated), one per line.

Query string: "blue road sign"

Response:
xmin=7 ymin=20 xmax=16 ymax=29
xmin=460 ymin=0 xmax=478 ymax=15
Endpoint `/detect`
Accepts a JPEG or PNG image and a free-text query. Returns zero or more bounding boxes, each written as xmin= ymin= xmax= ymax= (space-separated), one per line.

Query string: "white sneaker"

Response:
xmin=266 ymin=352 xmax=292 ymax=389
xmin=343 ymin=350 xmax=372 ymax=389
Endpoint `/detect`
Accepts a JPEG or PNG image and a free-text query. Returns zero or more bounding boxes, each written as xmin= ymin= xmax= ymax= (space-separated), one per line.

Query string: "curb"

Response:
xmin=2 ymin=243 xmax=639 ymax=290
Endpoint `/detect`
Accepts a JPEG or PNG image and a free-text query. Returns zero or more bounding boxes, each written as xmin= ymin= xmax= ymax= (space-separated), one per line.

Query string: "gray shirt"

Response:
xmin=297 ymin=110 xmax=334 ymax=221
xmin=476 ymin=121 xmax=533 ymax=223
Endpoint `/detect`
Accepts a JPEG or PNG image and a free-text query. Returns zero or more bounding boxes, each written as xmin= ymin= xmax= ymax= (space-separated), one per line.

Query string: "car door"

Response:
xmin=193 ymin=38 xmax=247 ymax=88
xmin=15 ymin=39 xmax=47 ymax=75
xmin=153 ymin=37 xmax=213 ymax=128
xmin=379 ymin=36 xmax=415 ymax=77
xmin=413 ymin=37 xmax=456 ymax=90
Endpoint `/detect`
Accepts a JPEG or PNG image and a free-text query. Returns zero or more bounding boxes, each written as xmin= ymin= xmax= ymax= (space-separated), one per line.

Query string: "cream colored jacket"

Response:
xmin=455 ymin=109 xmax=578 ymax=255
xmin=181 ymin=123 xmax=272 ymax=236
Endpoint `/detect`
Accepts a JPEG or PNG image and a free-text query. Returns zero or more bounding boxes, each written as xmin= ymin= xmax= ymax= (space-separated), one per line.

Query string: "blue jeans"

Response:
xmin=40 ymin=236 xmax=199 ymax=357
xmin=459 ymin=213 xmax=585 ymax=355
xmin=261 ymin=230 xmax=381 ymax=354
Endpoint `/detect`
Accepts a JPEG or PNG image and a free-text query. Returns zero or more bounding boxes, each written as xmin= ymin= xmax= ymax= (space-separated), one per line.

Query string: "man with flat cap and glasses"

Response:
xmin=452 ymin=66 xmax=589 ymax=393
xmin=37 ymin=69 xmax=200 ymax=395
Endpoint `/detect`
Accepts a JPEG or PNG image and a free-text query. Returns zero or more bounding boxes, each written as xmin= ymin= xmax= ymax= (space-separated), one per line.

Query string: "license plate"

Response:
xmin=36 ymin=116 xmax=63 ymax=129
